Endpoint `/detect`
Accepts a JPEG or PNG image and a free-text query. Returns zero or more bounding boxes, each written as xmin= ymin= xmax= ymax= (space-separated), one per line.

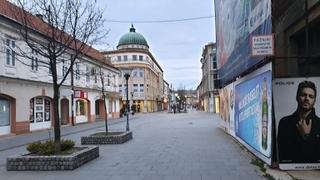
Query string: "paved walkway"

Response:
xmin=0 ymin=111 xmax=265 ymax=180
xmin=0 ymin=110 xmax=315 ymax=180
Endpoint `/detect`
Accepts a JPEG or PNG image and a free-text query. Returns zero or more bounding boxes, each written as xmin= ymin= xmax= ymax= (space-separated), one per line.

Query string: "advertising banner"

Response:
xmin=215 ymin=0 xmax=272 ymax=86
xmin=234 ymin=63 xmax=272 ymax=165
xmin=219 ymin=83 xmax=235 ymax=137
xmin=273 ymin=78 xmax=320 ymax=170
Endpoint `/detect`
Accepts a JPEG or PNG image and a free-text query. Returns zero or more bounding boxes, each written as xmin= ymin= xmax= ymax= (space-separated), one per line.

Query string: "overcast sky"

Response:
xmin=96 ymin=0 xmax=215 ymax=90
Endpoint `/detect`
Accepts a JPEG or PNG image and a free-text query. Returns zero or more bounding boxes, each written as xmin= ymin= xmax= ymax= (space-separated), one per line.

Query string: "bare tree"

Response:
xmin=9 ymin=0 xmax=107 ymax=153
xmin=97 ymin=66 xmax=109 ymax=134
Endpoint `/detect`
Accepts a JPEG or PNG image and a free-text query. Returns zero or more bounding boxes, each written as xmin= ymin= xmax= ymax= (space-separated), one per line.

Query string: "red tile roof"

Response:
xmin=0 ymin=0 xmax=114 ymax=67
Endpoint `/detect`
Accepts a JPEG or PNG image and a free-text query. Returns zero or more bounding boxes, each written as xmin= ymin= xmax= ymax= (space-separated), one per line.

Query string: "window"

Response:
xmin=139 ymin=84 xmax=144 ymax=92
xmin=90 ymin=67 xmax=98 ymax=83
xmin=139 ymin=55 xmax=143 ymax=61
xmin=0 ymin=99 xmax=10 ymax=126
xmin=124 ymin=55 xmax=128 ymax=61
xmin=132 ymin=55 xmax=137 ymax=61
xmin=119 ymin=85 xmax=122 ymax=93
xmin=213 ymin=73 xmax=218 ymax=79
xmin=75 ymin=63 xmax=80 ymax=80
xmin=6 ymin=38 xmax=16 ymax=66
xmin=31 ymin=50 xmax=39 ymax=71
xmin=107 ymin=75 xmax=110 ymax=86
xmin=139 ymin=70 xmax=144 ymax=77
xmin=86 ymin=65 xmax=90 ymax=82
xmin=117 ymin=56 xmax=121 ymax=62
xmin=133 ymin=84 xmax=138 ymax=92
xmin=62 ymin=59 xmax=68 ymax=76
xmin=30 ymin=97 xmax=51 ymax=123
xmin=133 ymin=70 xmax=138 ymax=77
xmin=76 ymin=100 xmax=87 ymax=116
xmin=213 ymin=56 xmax=217 ymax=69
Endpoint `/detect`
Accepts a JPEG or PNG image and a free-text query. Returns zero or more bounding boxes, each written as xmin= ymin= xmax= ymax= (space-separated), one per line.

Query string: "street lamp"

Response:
xmin=123 ymin=69 xmax=132 ymax=131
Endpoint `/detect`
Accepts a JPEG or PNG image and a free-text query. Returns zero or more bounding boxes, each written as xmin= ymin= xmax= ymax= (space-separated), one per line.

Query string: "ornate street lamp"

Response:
xmin=123 ymin=69 xmax=132 ymax=131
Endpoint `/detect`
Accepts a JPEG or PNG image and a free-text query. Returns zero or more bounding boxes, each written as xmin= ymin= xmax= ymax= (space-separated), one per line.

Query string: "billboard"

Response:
xmin=215 ymin=0 xmax=272 ymax=86
xmin=273 ymin=78 xmax=320 ymax=170
xmin=234 ymin=63 xmax=272 ymax=165
xmin=219 ymin=83 xmax=235 ymax=137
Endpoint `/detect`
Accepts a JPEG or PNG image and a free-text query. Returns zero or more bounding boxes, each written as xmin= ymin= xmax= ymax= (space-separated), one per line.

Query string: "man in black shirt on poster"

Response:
xmin=278 ymin=81 xmax=320 ymax=163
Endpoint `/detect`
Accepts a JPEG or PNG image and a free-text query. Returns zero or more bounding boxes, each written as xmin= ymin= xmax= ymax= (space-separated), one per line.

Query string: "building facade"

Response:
xmin=0 ymin=0 xmax=120 ymax=136
xmin=103 ymin=25 xmax=164 ymax=113
xmin=273 ymin=0 xmax=320 ymax=77
xmin=197 ymin=42 xmax=219 ymax=113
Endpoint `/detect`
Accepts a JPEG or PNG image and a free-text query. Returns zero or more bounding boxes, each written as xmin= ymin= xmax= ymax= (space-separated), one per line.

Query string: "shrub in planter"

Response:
xmin=26 ymin=139 xmax=75 ymax=155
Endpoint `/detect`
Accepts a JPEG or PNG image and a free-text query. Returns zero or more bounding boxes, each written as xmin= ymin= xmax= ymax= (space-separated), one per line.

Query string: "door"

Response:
xmin=61 ymin=99 xmax=69 ymax=125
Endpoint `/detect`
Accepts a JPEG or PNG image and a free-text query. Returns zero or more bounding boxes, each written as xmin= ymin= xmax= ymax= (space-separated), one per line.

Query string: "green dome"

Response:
xmin=117 ymin=25 xmax=149 ymax=47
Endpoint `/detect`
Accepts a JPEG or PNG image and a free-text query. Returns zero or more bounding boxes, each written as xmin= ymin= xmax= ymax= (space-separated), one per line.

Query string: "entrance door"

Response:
xmin=0 ymin=99 xmax=10 ymax=135
xmin=61 ymin=99 xmax=69 ymax=125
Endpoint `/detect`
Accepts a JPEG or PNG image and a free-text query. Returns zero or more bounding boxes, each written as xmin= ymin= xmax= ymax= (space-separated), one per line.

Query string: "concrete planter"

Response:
xmin=6 ymin=146 xmax=99 ymax=171
xmin=81 ymin=131 xmax=133 ymax=145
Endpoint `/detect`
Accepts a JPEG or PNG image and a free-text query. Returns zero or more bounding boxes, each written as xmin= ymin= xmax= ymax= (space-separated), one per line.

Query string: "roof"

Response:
xmin=0 ymin=0 xmax=115 ymax=68
xmin=117 ymin=25 xmax=149 ymax=48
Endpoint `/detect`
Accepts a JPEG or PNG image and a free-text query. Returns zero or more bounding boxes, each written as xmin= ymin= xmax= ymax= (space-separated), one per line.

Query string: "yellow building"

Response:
xmin=102 ymin=25 xmax=164 ymax=113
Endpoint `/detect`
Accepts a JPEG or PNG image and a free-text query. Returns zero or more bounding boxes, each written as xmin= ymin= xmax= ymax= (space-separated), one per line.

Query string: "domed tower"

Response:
xmin=117 ymin=25 xmax=149 ymax=50
xmin=102 ymin=25 xmax=164 ymax=114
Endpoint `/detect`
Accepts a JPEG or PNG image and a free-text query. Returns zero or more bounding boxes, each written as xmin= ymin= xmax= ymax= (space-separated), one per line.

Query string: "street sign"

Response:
xmin=251 ymin=34 xmax=274 ymax=56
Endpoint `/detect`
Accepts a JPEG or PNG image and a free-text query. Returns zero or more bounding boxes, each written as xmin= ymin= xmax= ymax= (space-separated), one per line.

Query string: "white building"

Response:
xmin=0 ymin=0 xmax=120 ymax=136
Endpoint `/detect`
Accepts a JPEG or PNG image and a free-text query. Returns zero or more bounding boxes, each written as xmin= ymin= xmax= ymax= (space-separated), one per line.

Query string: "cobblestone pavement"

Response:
xmin=0 ymin=111 xmax=266 ymax=180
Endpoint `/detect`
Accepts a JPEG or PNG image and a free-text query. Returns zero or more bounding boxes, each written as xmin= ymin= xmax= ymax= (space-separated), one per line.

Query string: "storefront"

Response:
xmin=29 ymin=97 xmax=52 ymax=131
xmin=74 ymin=90 xmax=90 ymax=124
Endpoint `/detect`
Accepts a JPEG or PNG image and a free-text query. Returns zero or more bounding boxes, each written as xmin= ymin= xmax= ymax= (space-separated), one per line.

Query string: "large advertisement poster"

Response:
xmin=215 ymin=0 xmax=272 ymax=86
xmin=219 ymin=83 xmax=235 ymax=137
xmin=234 ymin=63 xmax=272 ymax=165
xmin=274 ymin=78 xmax=320 ymax=170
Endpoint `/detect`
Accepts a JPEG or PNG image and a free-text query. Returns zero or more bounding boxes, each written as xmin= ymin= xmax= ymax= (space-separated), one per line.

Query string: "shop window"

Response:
xmin=0 ymin=99 xmax=10 ymax=126
xmin=30 ymin=97 xmax=51 ymax=123
xmin=76 ymin=100 xmax=87 ymax=116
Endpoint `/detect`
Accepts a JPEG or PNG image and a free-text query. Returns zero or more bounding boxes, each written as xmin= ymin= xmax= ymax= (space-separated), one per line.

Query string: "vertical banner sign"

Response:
xmin=274 ymin=78 xmax=320 ymax=170
xmin=235 ymin=63 xmax=272 ymax=164
xmin=215 ymin=0 xmax=272 ymax=86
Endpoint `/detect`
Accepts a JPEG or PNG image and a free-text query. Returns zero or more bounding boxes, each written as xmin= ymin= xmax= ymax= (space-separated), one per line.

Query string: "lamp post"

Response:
xmin=124 ymin=72 xmax=131 ymax=131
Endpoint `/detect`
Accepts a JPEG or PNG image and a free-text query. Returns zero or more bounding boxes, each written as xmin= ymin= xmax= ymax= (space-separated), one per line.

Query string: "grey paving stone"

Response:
xmin=0 ymin=112 xmax=265 ymax=180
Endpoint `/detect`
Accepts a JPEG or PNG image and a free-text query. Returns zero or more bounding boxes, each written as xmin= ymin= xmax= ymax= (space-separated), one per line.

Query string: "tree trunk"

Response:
xmin=53 ymin=83 xmax=61 ymax=153
xmin=103 ymin=93 xmax=108 ymax=134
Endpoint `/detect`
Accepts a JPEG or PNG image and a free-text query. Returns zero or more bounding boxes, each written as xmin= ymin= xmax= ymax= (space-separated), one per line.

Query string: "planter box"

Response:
xmin=7 ymin=146 xmax=99 ymax=171
xmin=81 ymin=131 xmax=132 ymax=145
